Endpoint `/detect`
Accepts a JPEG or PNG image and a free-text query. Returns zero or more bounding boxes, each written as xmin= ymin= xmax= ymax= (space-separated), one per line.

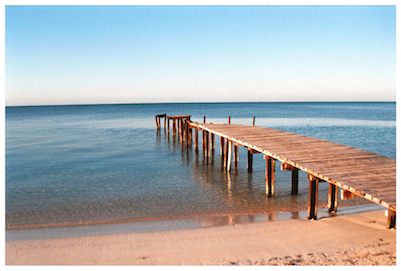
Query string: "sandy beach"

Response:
xmin=6 ymin=206 xmax=396 ymax=265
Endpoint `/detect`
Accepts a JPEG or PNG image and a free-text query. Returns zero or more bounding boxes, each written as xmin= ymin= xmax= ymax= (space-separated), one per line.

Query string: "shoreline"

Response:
xmin=7 ymin=203 xmax=381 ymax=241
xmin=6 ymin=204 xmax=396 ymax=265
xmin=6 ymin=198 xmax=371 ymax=231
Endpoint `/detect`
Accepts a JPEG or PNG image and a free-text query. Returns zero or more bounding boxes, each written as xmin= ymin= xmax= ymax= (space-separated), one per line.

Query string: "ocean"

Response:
xmin=5 ymin=102 xmax=396 ymax=229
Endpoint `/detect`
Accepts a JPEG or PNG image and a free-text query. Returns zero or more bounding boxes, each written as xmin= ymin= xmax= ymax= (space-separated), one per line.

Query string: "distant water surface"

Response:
xmin=5 ymin=102 xmax=396 ymax=228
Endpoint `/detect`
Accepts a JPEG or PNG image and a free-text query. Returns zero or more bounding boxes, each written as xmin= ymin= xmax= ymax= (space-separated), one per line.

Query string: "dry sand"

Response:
xmin=6 ymin=208 xmax=396 ymax=265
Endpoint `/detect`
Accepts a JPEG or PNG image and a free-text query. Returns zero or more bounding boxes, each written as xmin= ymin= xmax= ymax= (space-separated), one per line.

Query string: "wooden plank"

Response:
xmin=362 ymin=185 xmax=396 ymax=194
xmin=297 ymin=155 xmax=394 ymax=165
xmin=302 ymin=158 xmax=396 ymax=168
xmin=166 ymin=115 xmax=191 ymax=119
xmin=298 ymin=163 xmax=396 ymax=173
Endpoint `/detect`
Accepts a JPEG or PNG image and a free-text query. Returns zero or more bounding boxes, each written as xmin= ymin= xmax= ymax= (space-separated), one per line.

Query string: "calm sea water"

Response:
xmin=5 ymin=102 xmax=396 ymax=229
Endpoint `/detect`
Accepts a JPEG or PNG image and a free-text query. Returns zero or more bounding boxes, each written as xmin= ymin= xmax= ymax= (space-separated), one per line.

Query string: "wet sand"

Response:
xmin=6 ymin=205 xmax=396 ymax=265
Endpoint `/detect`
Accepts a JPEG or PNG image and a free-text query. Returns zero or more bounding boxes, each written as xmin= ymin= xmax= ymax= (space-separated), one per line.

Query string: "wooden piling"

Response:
xmin=224 ymin=139 xmax=229 ymax=167
xmin=328 ymin=184 xmax=338 ymax=213
xmin=265 ymin=156 xmax=275 ymax=197
xmin=233 ymin=144 xmax=238 ymax=166
xmin=247 ymin=149 xmax=253 ymax=172
xmin=194 ymin=128 xmax=198 ymax=152
xmin=308 ymin=175 xmax=319 ymax=220
xmin=205 ymin=131 xmax=209 ymax=158
xmin=227 ymin=140 xmax=232 ymax=172
xmin=291 ymin=169 xmax=299 ymax=195
xmin=220 ymin=137 xmax=225 ymax=157
xmin=202 ymin=117 xmax=205 ymax=150
xmin=210 ymin=133 xmax=215 ymax=153
xmin=387 ymin=209 xmax=396 ymax=229
xmin=281 ymin=163 xmax=299 ymax=195
xmin=179 ymin=120 xmax=183 ymax=140
xmin=185 ymin=121 xmax=190 ymax=145
xmin=202 ymin=130 xmax=205 ymax=150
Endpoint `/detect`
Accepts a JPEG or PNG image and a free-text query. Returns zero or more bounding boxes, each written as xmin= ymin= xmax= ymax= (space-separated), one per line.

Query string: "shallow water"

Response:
xmin=5 ymin=102 xmax=396 ymax=229
xmin=6 ymin=204 xmax=386 ymax=241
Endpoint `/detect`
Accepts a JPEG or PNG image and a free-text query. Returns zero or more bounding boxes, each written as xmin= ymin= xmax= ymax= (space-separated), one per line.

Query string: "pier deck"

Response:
xmin=155 ymin=115 xmax=396 ymax=229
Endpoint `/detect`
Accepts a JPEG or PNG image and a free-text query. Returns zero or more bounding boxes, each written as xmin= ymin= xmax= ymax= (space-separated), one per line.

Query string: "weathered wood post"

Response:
xmin=247 ymin=149 xmax=253 ymax=172
xmin=253 ymin=116 xmax=255 ymax=126
xmin=205 ymin=131 xmax=209 ymax=159
xmin=188 ymin=120 xmax=191 ymax=143
xmin=167 ymin=118 xmax=170 ymax=133
xmin=265 ymin=156 xmax=275 ymax=197
xmin=224 ymin=138 xmax=229 ymax=167
xmin=183 ymin=119 xmax=186 ymax=141
xmin=202 ymin=116 xmax=206 ymax=152
xmin=387 ymin=209 xmax=396 ymax=229
xmin=185 ymin=119 xmax=188 ymax=143
xmin=220 ymin=137 xmax=225 ymax=157
xmin=210 ymin=133 xmax=215 ymax=154
xmin=179 ymin=119 xmax=183 ymax=141
xmin=233 ymin=143 xmax=238 ymax=166
xmin=180 ymin=119 xmax=183 ymax=141
xmin=308 ymin=174 xmax=319 ymax=220
xmin=185 ymin=120 xmax=190 ymax=145
xmin=281 ymin=163 xmax=299 ymax=195
xmin=291 ymin=170 xmax=299 ymax=195
xmin=202 ymin=130 xmax=205 ymax=151
xmin=194 ymin=128 xmax=199 ymax=152
xmin=227 ymin=140 xmax=232 ymax=172
xmin=328 ymin=183 xmax=338 ymax=213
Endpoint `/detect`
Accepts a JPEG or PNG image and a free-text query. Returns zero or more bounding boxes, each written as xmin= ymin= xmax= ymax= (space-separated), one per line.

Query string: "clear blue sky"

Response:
xmin=5 ymin=5 xmax=396 ymax=106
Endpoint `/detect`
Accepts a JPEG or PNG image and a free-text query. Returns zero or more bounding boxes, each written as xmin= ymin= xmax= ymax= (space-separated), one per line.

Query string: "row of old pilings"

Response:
xmin=155 ymin=114 xmax=257 ymax=172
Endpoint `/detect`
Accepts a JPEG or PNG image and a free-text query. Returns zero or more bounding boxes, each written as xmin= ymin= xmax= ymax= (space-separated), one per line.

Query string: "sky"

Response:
xmin=4 ymin=4 xmax=397 ymax=106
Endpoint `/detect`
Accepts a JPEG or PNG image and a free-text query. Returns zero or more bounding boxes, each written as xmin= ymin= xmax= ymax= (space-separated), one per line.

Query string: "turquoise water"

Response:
xmin=5 ymin=102 xmax=396 ymax=228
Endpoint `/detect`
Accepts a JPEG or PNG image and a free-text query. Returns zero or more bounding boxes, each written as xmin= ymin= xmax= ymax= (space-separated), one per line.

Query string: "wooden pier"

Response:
xmin=155 ymin=114 xmax=396 ymax=229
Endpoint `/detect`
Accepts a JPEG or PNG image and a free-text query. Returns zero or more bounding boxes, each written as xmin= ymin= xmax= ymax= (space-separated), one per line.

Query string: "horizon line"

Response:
xmin=5 ymin=100 xmax=396 ymax=108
